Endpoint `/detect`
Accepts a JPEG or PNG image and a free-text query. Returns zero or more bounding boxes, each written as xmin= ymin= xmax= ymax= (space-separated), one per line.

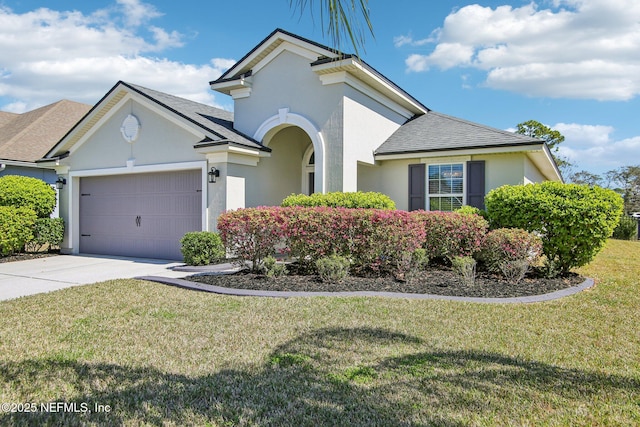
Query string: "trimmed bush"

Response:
xmin=283 ymin=207 xmax=425 ymax=273
xmin=411 ymin=211 xmax=488 ymax=260
xmin=315 ymin=254 xmax=350 ymax=283
xmin=26 ymin=217 xmax=65 ymax=252
xmin=262 ymin=255 xmax=287 ymax=278
xmin=485 ymin=182 xmax=623 ymax=274
xmin=0 ymin=206 xmax=37 ymax=256
xmin=480 ymin=228 xmax=543 ymax=274
xmin=451 ymin=256 xmax=476 ymax=286
xmin=218 ymin=206 xmax=425 ymax=274
xmin=612 ymin=216 xmax=638 ymax=240
xmin=180 ymin=231 xmax=225 ymax=266
xmin=281 ymin=191 xmax=396 ymax=210
xmin=217 ymin=208 xmax=287 ymax=272
xmin=0 ymin=175 xmax=56 ymax=218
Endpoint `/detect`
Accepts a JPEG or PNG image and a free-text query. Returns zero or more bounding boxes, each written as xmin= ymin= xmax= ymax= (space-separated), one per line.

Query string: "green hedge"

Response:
xmin=180 ymin=231 xmax=225 ymax=266
xmin=485 ymin=182 xmax=623 ymax=274
xmin=0 ymin=175 xmax=57 ymax=218
xmin=0 ymin=206 xmax=38 ymax=256
xmin=26 ymin=218 xmax=65 ymax=252
xmin=281 ymin=191 xmax=396 ymax=210
xmin=612 ymin=216 xmax=638 ymax=240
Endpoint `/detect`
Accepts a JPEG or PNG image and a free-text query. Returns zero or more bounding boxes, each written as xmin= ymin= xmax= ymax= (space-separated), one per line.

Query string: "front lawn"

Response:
xmin=1 ymin=240 xmax=638 ymax=426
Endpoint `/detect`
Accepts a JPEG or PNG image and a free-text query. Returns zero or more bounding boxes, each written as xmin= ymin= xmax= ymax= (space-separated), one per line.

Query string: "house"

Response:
xmin=39 ymin=29 xmax=561 ymax=261
xmin=0 ymin=100 xmax=91 ymax=183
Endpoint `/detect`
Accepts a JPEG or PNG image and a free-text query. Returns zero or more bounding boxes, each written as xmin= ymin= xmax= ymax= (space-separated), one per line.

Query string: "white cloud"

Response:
xmin=399 ymin=0 xmax=640 ymax=100
xmin=554 ymin=122 xmax=640 ymax=173
xmin=0 ymin=1 xmax=234 ymax=112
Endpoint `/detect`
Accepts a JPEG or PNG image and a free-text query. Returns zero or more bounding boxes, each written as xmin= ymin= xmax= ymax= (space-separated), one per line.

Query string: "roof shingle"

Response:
xmin=375 ymin=111 xmax=542 ymax=155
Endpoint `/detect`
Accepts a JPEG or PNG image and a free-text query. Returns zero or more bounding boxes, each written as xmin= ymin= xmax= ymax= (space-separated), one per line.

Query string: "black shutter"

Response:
xmin=408 ymin=163 xmax=425 ymax=211
xmin=466 ymin=160 xmax=486 ymax=210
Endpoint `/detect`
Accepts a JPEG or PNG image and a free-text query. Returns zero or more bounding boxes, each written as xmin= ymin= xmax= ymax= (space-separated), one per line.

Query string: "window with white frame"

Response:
xmin=428 ymin=163 xmax=464 ymax=211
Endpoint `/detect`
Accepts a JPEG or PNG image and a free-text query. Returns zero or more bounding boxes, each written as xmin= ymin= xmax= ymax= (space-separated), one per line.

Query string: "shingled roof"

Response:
xmin=375 ymin=111 xmax=543 ymax=156
xmin=0 ymin=100 xmax=91 ymax=162
xmin=123 ymin=82 xmax=267 ymax=151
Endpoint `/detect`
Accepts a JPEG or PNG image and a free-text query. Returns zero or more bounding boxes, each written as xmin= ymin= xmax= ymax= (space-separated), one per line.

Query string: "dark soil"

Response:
xmin=0 ymin=251 xmax=59 ymax=264
xmin=187 ymin=264 xmax=585 ymax=298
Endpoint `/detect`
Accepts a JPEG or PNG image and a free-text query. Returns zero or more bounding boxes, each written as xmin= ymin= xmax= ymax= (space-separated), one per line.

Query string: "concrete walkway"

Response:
xmin=0 ymin=255 xmax=194 ymax=301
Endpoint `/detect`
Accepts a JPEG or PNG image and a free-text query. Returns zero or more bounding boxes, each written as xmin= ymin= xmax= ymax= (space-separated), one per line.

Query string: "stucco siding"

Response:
xmin=523 ymin=155 xmax=546 ymax=184
xmin=233 ymin=51 xmax=343 ymax=139
xmin=69 ymin=101 xmax=204 ymax=171
xmin=342 ymin=89 xmax=405 ymax=191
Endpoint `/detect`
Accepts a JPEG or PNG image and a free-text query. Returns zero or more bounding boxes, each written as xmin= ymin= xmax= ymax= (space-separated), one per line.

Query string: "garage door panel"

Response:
xmin=80 ymin=170 xmax=202 ymax=260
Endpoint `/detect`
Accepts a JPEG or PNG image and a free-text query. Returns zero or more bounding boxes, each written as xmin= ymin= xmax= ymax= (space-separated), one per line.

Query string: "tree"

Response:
xmin=515 ymin=120 xmax=572 ymax=175
xmin=607 ymin=165 xmax=640 ymax=214
xmin=570 ymin=170 xmax=603 ymax=187
xmin=515 ymin=120 xmax=565 ymax=151
xmin=289 ymin=0 xmax=374 ymax=56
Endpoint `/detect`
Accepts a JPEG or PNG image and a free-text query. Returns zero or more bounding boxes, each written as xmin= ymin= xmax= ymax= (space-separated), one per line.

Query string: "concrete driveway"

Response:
xmin=0 ymin=255 xmax=189 ymax=301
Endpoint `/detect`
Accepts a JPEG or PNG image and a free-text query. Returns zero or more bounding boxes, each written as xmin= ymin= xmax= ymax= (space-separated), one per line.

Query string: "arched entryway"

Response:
xmin=253 ymin=109 xmax=325 ymax=201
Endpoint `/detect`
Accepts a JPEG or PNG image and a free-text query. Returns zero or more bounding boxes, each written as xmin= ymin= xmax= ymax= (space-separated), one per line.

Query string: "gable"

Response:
xmin=41 ymin=81 xmax=267 ymax=163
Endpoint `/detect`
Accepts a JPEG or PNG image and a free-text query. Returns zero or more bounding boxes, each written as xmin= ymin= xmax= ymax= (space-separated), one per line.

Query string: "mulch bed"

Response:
xmin=0 ymin=252 xmax=59 ymax=264
xmin=187 ymin=264 xmax=585 ymax=298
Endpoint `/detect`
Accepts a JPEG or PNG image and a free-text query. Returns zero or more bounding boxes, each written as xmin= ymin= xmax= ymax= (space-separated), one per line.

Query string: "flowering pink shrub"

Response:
xmin=284 ymin=207 xmax=425 ymax=273
xmin=481 ymin=228 xmax=543 ymax=273
xmin=411 ymin=211 xmax=488 ymax=259
xmin=218 ymin=206 xmax=425 ymax=274
xmin=217 ymin=207 xmax=288 ymax=272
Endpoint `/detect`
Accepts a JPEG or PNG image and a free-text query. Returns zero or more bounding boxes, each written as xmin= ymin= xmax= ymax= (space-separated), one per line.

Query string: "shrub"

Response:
xmin=26 ymin=217 xmax=64 ymax=252
xmin=500 ymin=259 xmax=531 ymax=284
xmin=480 ymin=228 xmax=543 ymax=275
xmin=284 ymin=207 xmax=425 ymax=273
xmin=485 ymin=182 xmax=623 ymax=274
xmin=612 ymin=216 xmax=638 ymax=240
xmin=412 ymin=211 xmax=488 ymax=259
xmin=315 ymin=254 xmax=351 ymax=283
xmin=396 ymin=248 xmax=429 ymax=282
xmin=262 ymin=255 xmax=287 ymax=278
xmin=217 ymin=208 xmax=287 ymax=272
xmin=0 ymin=206 xmax=37 ymax=256
xmin=456 ymin=205 xmax=488 ymax=219
xmin=180 ymin=231 xmax=225 ymax=266
xmin=281 ymin=191 xmax=396 ymax=210
xmin=451 ymin=256 xmax=476 ymax=287
xmin=0 ymin=175 xmax=57 ymax=218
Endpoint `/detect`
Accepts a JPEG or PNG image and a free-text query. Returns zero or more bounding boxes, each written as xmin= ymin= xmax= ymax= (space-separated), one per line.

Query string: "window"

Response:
xmin=428 ymin=163 xmax=464 ymax=211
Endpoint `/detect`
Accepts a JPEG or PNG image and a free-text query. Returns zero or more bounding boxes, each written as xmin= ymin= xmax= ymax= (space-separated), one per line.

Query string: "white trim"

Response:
xmin=302 ymin=144 xmax=315 ymax=194
xmin=253 ymin=110 xmax=326 ymax=194
xmin=67 ymin=161 xmax=207 ymax=254
xmin=375 ymin=144 xmax=545 ymax=161
xmin=253 ymin=41 xmax=321 ymax=75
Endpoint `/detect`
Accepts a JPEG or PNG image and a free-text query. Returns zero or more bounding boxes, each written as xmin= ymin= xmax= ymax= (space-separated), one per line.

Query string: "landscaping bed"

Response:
xmin=187 ymin=265 xmax=585 ymax=298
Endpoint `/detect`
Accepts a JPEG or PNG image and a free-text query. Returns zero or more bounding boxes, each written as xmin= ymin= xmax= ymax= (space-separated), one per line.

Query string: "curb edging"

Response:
xmin=136 ymin=275 xmax=596 ymax=304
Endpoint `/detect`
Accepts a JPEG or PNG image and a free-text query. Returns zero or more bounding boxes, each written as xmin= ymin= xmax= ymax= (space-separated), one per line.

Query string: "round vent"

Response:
xmin=120 ymin=114 xmax=140 ymax=143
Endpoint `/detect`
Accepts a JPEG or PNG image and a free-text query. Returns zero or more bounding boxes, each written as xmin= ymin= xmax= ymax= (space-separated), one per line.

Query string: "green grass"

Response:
xmin=1 ymin=240 xmax=639 ymax=426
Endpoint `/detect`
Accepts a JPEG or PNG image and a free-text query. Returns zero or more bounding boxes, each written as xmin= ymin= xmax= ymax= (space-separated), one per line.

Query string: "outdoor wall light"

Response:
xmin=55 ymin=176 xmax=67 ymax=190
xmin=208 ymin=167 xmax=220 ymax=184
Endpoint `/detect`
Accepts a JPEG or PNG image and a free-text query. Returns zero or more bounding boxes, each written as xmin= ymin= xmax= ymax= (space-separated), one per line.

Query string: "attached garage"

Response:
xmin=79 ymin=170 xmax=202 ymax=260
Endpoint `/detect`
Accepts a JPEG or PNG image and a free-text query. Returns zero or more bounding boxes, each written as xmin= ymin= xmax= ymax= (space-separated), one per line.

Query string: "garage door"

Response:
xmin=79 ymin=170 xmax=202 ymax=260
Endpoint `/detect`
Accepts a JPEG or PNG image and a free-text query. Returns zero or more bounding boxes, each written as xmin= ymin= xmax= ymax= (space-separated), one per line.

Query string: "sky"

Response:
xmin=0 ymin=0 xmax=638 ymax=178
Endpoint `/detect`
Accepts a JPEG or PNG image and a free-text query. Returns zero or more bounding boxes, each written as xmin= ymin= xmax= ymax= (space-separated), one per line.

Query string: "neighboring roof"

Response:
xmin=375 ymin=111 xmax=545 ymax=155
xmin=0 ymin=100 xmax=91 ymax=162
xmin=210 ymin=28 xmax=428 ymax=116
xmin=42 ymin=81 xmax=268 ymax=160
